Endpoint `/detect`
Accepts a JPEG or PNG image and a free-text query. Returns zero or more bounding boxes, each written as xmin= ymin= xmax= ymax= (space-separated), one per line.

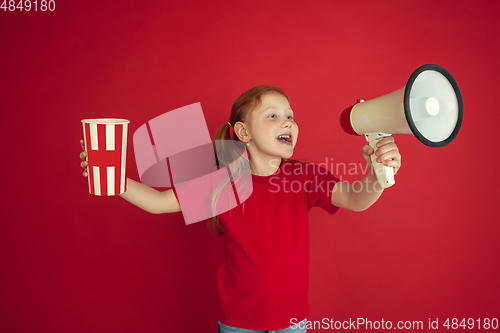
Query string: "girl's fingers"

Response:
xmin=362 ymin=145 xmax=374 ymax=156
xmin=376 ymin=136 xmax=395 ymax=147
xmin=385 ymin=160 xmax=400 ymax=169
xmin=80 ymin=139 xmax=88 ymax=177
xmin=378 ymin=152 xmax=401 ymax=174
xmin=375 ymin=143 xmax=399 ymax=157
xmin=377 ymin=150 xmax=400 ymax=163
xmin=361 ymin=145 xmax=373 ymax=166
xmin=80 ymin=140 xmax=87 ymax=160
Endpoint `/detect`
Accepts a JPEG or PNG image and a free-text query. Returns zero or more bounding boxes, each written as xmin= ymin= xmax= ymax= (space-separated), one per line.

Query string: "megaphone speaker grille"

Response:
xmin=404 ymin=64 xmax=463 ymax=148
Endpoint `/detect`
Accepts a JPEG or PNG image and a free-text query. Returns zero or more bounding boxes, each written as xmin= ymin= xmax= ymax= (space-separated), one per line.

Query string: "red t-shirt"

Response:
xmin=217 ymin=159 xmax=340 ymax=330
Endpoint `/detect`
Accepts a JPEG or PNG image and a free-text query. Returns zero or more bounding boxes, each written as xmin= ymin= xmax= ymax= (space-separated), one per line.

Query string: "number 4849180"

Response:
xmin=443 ymin=318 xmax=498 ymax=330
xmin=1 ymin=0 xmax=55 ymax=11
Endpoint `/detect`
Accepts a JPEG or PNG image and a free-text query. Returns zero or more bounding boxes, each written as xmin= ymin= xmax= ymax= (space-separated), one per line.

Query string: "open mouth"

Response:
xmin=276 ymin=134 xmax=293 ymax=145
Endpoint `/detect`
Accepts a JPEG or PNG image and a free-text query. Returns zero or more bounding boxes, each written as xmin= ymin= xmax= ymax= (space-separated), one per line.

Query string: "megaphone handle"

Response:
xmin=365 ymin=133 xmax=395 ymax=189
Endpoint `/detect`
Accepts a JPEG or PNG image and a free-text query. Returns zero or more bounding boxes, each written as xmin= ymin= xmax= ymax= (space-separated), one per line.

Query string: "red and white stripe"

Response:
xmin=83 ymin=121 xmax=128 ymax=196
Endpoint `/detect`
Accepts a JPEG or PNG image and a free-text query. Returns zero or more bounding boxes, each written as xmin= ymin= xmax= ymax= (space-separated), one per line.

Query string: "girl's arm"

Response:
xmin=119 ymin=178 xmax=181 ymax=214
xmin=331 ymin=136 xmax=401 ymax=212
xmin=80 ymin=140 xmax=181 ymax=214
xmin=330 ymin=171 xmax=384 ymax=212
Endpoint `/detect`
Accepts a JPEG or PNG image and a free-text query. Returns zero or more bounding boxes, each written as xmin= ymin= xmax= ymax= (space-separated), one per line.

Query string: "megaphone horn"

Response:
xmin=340 ymin=64 xmax=463 ymax=188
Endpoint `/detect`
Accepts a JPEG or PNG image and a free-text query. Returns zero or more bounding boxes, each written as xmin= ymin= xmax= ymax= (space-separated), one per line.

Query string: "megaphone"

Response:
xmin=340 ymin=64 xmax=463 ymax=188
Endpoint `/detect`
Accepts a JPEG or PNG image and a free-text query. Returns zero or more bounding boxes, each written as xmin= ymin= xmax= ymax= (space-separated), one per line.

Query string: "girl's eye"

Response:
xmin=269 ymin=114 xmax=277 ymax=119
xmin=287 ymin=115 xmax=293 ymax=120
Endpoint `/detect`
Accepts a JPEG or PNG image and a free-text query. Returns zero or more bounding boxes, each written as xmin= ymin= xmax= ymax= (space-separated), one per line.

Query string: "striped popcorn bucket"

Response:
xmin=81 ymin=118 xmax=130 ymax=196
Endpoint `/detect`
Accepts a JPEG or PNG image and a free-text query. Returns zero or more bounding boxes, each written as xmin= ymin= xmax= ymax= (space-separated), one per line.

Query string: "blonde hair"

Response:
xmin=208 ymin=85 xmax=291 ymax=236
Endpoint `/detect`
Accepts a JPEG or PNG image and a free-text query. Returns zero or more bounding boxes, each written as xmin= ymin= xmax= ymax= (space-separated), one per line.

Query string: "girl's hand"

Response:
xmin=79 ymin=139 xmax=88 ymax=177
xmin=362 ymin=136 xmax=401 ymax=175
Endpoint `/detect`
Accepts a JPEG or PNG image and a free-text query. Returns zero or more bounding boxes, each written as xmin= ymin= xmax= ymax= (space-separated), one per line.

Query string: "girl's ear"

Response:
xmin=234 ymin=121 xmax=250 ymax=143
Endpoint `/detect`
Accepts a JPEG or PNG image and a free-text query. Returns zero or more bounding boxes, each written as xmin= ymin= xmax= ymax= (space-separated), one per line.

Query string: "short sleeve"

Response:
xmin=304 ymin=162 xmax=340 ymax=214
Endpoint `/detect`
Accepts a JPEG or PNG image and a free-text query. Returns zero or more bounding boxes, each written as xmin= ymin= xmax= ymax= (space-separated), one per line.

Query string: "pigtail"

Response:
xmin=208 ymin=120 xmax=252 ymax=236
xmin=216 ymin=121 xmax=232 ymax=141
xmin=208 ymin=121 xmax=235 ymax=236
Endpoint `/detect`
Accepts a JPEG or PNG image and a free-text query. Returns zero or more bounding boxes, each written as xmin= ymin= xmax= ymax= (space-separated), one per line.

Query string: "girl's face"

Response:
xmin=247 ymin=92 xmax=299 ymax=160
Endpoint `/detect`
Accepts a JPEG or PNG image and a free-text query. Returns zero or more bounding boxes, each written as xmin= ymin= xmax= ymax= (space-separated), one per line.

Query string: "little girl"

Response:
xmin=79 ymin=85 xmax=401 ymax=332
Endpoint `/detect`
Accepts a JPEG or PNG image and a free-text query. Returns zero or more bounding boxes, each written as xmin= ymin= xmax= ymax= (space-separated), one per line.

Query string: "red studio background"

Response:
xmin=1 ymin=1 xmax=499 ymax=332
